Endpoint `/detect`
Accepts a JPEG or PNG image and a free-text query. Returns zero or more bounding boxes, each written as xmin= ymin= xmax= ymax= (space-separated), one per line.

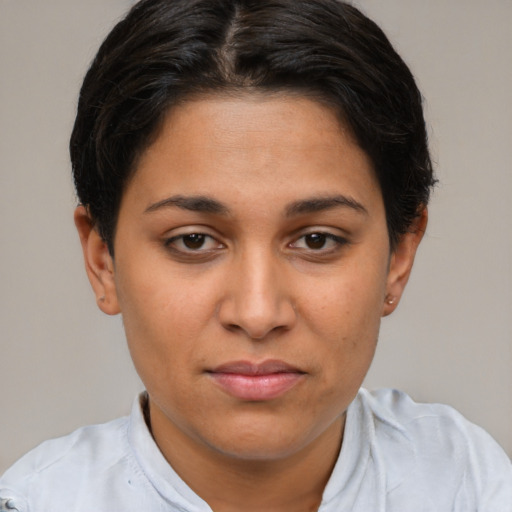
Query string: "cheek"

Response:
xmin=117 ymin=254 xmax=218 ymax=330
xmin=297 ymin=262 xmax=386 ymax=386
xmin=114 ymin=266 xmax=215 ymax=379
xmin=299 ymin=265 xmax=386 ymax=340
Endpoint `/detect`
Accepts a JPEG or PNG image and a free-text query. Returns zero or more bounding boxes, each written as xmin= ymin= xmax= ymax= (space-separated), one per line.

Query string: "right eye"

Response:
xmin=164 ymin=233 xmax=224 ymax=253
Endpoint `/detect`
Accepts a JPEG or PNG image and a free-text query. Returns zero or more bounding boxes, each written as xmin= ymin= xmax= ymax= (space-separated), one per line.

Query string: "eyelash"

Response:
xmin=164 ymin=233 xmax=223 ymax=254
xmin=289 ymin=232 xmax=348 ymax=253
xmin=163 ymin=231 xmax=348 ymax=260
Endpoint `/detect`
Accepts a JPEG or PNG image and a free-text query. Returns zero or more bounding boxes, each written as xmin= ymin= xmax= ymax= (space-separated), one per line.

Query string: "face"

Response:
xmin=77 ymin=93 xmax=423 ymax=464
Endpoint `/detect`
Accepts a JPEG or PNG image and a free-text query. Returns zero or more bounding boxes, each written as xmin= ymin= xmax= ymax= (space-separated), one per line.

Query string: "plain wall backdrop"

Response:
xmin=1 ymin=0 xmax=511 ymax=473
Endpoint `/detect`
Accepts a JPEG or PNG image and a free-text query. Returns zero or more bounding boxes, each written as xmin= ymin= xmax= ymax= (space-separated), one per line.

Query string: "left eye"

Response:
xmin=165 ymin=233 xmax=222 ymax=252
xmin=291 ymin=232 xmax=346 ymax=251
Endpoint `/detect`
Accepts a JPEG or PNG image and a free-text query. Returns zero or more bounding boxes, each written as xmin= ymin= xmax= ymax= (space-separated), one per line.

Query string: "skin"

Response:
xmin=75 ymin=93 xmax=426 ymax=512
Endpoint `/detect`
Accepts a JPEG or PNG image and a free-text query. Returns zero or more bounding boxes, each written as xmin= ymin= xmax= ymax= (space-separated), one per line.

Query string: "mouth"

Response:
xmin=207 ymin=360 xmax=306 ymax=401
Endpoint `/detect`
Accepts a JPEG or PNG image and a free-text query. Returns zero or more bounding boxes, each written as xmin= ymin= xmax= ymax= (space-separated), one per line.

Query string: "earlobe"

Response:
xmin=74 ymin=206 xmax=120 ymax=315
xmin=382 ymin=208 xmax=428 ymax=317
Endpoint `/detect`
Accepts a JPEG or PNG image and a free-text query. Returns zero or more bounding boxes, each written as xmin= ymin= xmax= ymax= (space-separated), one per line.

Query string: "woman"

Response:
xmin=1 ymin=0 xmax=510 ymax=510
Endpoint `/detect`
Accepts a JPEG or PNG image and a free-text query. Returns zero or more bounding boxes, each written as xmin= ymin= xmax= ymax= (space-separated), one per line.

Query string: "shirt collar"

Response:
xmin=127 ymin=393 xmax=212 ymax=512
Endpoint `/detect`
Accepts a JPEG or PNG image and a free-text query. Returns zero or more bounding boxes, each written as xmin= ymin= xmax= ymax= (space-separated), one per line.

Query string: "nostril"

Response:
xmin=224 ymin=321 xmax=291 ymax=341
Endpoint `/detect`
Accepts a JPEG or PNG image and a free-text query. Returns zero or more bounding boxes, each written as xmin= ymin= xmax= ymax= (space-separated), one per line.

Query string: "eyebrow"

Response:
xmin=285 ymin=195 xmax=368 ymax=217
xmin=144 ymin=195 xmax=231 ymax=215
xmin=144 ymin=193 xmax=368 ymax=217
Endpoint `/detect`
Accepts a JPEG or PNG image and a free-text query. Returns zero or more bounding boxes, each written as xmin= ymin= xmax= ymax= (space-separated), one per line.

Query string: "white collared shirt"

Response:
xmin=1 ymin=389 xmax=511 ymax=511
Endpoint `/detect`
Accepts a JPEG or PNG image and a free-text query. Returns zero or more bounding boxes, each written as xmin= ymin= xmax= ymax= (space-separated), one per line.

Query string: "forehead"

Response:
xmin=123 ymin=92 xmax=382 ymax=217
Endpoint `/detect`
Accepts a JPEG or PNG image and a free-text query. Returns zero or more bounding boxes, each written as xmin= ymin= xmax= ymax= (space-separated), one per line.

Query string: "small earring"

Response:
xmin=99 ymin=295 xmax=106 ymax=302
xmin=386 ymin=296 xmax=396 ymax=305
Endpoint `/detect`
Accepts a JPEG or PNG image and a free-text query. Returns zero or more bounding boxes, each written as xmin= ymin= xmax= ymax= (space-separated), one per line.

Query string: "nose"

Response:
xmin=217 ymin=249 xmax=297 ymax=340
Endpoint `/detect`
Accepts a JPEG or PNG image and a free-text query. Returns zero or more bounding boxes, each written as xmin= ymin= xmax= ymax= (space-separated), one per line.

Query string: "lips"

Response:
xmin=207 ymin=360 xmax=306 ymax=401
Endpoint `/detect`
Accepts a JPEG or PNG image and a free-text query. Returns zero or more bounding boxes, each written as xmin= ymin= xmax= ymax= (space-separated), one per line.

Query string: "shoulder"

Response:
xmin=0 ymin=415 xmax=138 ymax=511
xmin=357 ymin=388 xmax=512 ymax=509
xmin=361 ymin=387 xmax=508 ymax=458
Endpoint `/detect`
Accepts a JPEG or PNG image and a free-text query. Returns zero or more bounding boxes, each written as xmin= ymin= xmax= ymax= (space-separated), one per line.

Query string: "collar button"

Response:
xmin=0 ymin=498 xmax=19 ymax=511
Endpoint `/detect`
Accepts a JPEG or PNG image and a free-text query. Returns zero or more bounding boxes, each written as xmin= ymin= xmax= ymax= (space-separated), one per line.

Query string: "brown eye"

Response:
xmin=290 ymin=231 xmax=348 ymax=253
xmin=304 ymin=233 xmax=327 ymax=249
xmin=182 ymin=234 xmax=206 ymax=249
xmin=165 ymin=232 xmax=224 ymax=255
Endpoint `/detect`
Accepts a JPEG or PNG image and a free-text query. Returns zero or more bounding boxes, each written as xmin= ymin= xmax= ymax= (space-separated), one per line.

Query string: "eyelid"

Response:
xmin=288 ymin=228 xmax=349 ymax=252
xmin=163 ymin=228 xmax=226 ymax=256
xmin=163 ymin=224 xmax=220 ymax=240
xmin=165 ymin=233 xmax=219 ymax=246
xmin=161 ymin=225 xmax=349 ymax=259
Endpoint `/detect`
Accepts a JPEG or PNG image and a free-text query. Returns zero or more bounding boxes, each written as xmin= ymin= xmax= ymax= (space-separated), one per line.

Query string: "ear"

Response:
xmin=382 ymin=207 xmax=428 ymax=317
xmin=74 ymin=206 xmax=120 ymax=315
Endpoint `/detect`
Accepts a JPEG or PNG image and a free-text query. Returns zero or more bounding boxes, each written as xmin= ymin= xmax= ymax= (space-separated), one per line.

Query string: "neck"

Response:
xmin=148 ymin=402 xmax=344 ymax=512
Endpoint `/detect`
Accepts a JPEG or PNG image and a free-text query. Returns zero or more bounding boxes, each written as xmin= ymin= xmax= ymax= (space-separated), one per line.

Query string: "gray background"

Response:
xmin=1 ymin=0 xmax=511 ymax=473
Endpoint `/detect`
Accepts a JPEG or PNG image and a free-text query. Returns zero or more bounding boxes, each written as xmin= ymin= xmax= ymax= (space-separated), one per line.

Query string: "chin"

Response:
xmin=209 ymin=436 xmax=308 ymax=462
xmin=201 ymin=413 xmax=341 ymax=463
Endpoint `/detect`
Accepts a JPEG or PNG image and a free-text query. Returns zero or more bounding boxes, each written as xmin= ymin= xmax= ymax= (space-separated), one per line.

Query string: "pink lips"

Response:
xmin=208 ymin=360 xmax=305 ymax=401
